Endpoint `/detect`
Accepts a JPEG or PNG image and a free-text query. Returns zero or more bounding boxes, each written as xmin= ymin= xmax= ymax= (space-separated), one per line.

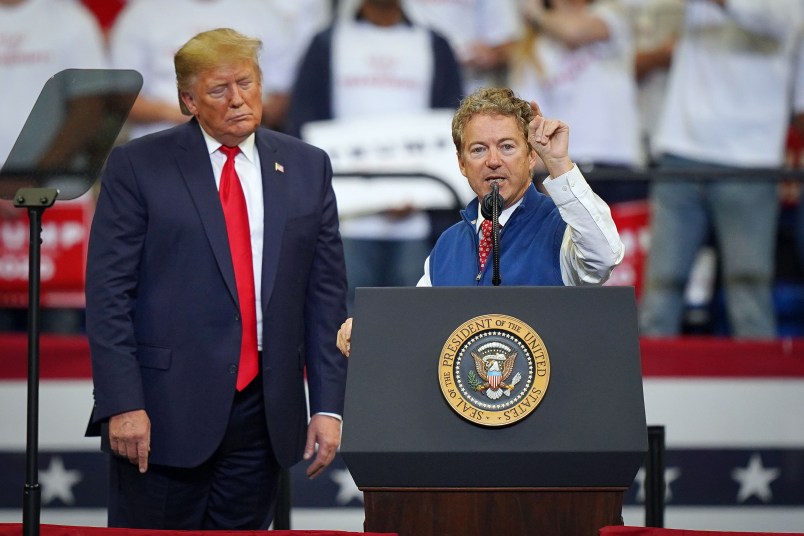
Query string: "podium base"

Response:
xmin=362 ymin=487 xmax=626 ymax=536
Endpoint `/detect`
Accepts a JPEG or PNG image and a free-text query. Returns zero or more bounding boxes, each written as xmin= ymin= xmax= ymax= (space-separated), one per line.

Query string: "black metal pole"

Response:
xmin=15 ymin=188 xmax=57 ymax=536
xmin=645 ymin=424 xmax=666 ymax=528
xmin=22 ymin=205 xmax=43 ymax=536
xmin=273 ymin=468 xmax=292 ymax=529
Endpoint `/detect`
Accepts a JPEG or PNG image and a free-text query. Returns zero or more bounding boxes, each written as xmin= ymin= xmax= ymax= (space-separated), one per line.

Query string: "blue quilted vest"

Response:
xmin=429 ymin=185 xmax=567 ymax=286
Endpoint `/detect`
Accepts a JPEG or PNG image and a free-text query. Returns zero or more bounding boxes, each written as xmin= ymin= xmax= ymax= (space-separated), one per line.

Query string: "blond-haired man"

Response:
xmin=86 ymin=28 xmax=348 ymax=529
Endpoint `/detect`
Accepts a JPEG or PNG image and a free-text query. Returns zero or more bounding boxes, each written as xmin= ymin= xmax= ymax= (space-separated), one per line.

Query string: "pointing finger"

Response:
xmin=137 ymin=441 xmax=149 ymax=473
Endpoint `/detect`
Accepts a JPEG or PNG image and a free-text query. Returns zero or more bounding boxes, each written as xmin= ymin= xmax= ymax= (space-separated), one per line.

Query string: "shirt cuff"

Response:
xmin=541 ymin=164 xmax=591 ymax=205
xmin=315 ymin=412 xmax=343 ymax=422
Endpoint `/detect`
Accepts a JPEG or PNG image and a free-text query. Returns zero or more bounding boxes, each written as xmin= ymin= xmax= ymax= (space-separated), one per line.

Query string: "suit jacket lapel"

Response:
xmin=175 ymin=120 xmax=240 ymax=305
xmin=256 ymin=130 xmax=288 ymax=309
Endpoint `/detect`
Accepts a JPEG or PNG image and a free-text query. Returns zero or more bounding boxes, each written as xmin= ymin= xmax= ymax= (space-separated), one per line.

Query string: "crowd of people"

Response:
xmin=1 ymin=0 xmax=803 ymax=339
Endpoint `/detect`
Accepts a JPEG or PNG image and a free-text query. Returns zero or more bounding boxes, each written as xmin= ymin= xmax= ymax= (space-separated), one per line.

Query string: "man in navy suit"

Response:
xmin=85 ymin=28 xmax=348 ymax=530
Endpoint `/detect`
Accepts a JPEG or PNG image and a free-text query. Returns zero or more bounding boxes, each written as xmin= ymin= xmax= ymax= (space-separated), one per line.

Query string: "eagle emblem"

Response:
xmin=439 ymin=315 xmax=550 ymax=426
xmin=470 ymin=342 xmax=522 ymax=400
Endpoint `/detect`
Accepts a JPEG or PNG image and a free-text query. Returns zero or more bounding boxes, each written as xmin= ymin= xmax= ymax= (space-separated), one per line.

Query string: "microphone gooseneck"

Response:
xmin=481 ymin=182 xmax=502 ymax=286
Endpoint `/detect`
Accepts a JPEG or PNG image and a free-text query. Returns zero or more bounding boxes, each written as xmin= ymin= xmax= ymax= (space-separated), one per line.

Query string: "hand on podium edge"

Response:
xmin=336 ymin=317 xmax=352 ymax=358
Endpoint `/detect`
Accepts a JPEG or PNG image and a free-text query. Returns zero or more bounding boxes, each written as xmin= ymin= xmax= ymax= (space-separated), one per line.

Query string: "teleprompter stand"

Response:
xmin=1 ymin=69 xmax=142 ymax=536
xmin=342 ymin=286 xmax=647 ymax=536
xmin=13 ymin=188 xmax=57 ymax=536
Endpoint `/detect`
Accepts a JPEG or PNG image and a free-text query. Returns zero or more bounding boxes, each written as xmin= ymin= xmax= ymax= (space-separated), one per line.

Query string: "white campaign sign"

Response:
xmin=301 ymin=110 xmax=476 ymax=218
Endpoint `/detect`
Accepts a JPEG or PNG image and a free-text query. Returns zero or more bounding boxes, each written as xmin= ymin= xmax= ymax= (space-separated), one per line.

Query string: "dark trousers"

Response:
xmin=107 ymin=379 xmax=281 ymax=530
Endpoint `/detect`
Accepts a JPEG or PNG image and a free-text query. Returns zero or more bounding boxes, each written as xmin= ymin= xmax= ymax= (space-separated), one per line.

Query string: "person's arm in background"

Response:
xmin=522 ymin=0 xmax=611 ymax=48
xmin=702 ymin=0 xmax=797 ymax=38
xmin=464 ymin=0 xmax=521 ymax=72
xmin=635 ymin=37 xmax=675 ymax=83
xmin=36 ymin=95 xmax=106 ymax=170
xmin=108 ymin=3 xmax=187 ymax=129
xmin=125 ymin=97 xmax=188 ymax=127
xmin=464 ymin=41 xmax=514 ymax=72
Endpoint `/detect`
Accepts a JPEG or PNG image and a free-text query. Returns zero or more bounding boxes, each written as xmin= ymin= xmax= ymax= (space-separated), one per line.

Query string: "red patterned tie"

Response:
xmin=219 ymin=145 xmax=258 ymax=391
xmin=478 ymin=219 xmax=494 ymax=271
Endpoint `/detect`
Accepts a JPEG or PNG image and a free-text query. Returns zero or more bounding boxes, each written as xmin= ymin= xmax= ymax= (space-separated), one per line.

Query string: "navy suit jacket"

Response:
xmin=85 ymin=119 xmax=348 ymax=469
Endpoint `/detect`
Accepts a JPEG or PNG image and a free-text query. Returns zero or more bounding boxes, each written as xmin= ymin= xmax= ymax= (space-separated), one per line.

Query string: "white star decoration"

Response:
xmin=634 ymin=466 xmax=681 ymax=502
xmin=732 ymin=453 xmax=780 ymax=503
xmin=39 ymin=456 xmax=82 ymax=505
xmin=330 ymin=468 xmax=363 ymax=505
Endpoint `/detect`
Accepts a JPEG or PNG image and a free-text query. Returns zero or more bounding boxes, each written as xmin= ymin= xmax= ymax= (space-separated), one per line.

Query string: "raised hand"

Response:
xmin=528 ymin=101 xmax=573 ymax=177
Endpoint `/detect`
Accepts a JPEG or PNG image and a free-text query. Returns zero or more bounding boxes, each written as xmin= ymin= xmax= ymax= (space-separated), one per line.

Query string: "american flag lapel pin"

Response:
xmin=275 ymin=162 xmax=284 ymax=173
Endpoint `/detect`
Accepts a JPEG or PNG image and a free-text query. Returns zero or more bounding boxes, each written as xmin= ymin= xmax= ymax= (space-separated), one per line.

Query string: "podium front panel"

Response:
xmin=341 ymin=286 xmax=647 ymax=488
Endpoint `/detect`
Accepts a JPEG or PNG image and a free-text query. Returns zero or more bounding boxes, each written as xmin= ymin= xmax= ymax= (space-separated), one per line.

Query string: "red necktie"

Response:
xmin=219 ymin=145 xmax=259 ymax=391
xmin=479 ymin=219 xmax=494 ymax=271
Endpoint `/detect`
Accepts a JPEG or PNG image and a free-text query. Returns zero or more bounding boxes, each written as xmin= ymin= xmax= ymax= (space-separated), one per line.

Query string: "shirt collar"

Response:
xmin=475 ymin=196 xmax=524 ymax=233
xmin=200 ymin=128 xmax=257 ymax=165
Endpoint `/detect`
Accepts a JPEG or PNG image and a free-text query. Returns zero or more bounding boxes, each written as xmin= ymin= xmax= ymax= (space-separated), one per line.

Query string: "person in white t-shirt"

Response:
xmin=0 ymin=0 xmax=107 ymax=166
xmin=108 ymin=0 xmax=306 ymax=139
xmin=512 ymin=0 xmax=643 ymax=205
xmin=402 ymin=0 xmax=523 ymax=94
xmin=0 ymin=0 xmax=107 ymax=333
xmin=640 ymin=0 xmax=803 ymax=339
xmin=289 ymin=0 xmax=463 ymax=313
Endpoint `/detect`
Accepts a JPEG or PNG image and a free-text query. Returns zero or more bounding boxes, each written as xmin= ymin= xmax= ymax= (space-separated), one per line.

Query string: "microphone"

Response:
xmin=480 ymin=182 xmax=504 ymax=221
xmin=480 ymin=181 xmax=503 ymax=286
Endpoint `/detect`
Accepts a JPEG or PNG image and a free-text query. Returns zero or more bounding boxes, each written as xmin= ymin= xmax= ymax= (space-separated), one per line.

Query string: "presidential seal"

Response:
xmin=438 ymin=314 xmax=550 ymax=427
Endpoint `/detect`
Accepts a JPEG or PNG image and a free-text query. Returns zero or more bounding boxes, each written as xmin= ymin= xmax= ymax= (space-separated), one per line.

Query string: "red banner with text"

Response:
xmin=0 ymin=195 xmax=93 ymax=308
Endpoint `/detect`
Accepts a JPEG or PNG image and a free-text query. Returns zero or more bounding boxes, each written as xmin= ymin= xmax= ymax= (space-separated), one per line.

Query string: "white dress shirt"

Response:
xmin=201 ymin=129 xmax=265 ymax=350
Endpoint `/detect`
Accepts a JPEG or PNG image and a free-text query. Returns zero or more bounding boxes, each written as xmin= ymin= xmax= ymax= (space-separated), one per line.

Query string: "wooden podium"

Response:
xmin=362 ymin=488 xmax=626 ymax=534
xmin=341 ymin=287 xmax=647 ymax=536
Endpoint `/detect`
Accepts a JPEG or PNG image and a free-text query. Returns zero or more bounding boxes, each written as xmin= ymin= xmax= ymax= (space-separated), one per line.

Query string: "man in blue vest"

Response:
xmin=337 ymin=86 xmax=624 ymax=356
